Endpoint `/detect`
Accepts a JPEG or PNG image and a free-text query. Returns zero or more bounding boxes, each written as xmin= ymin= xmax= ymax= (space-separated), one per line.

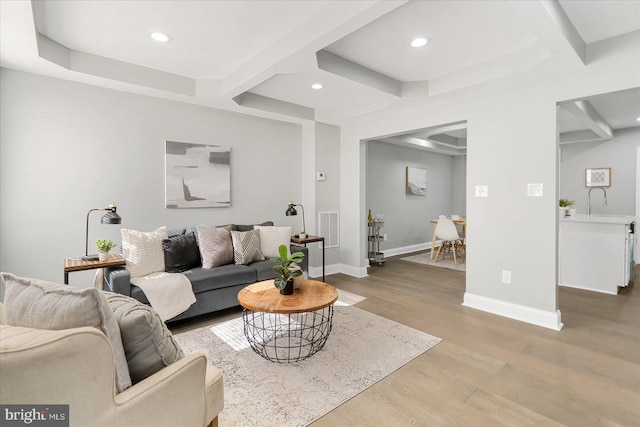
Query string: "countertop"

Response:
xmin=560 ymin=214 xmax=636 ymax=225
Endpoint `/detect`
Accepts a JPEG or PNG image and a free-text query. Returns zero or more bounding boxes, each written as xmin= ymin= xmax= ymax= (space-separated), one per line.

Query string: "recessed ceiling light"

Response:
xmin=411 ymin=37 xmax=429 ymax=48
xmin=311 ymin=83 xmax=323 ymax=90
xmin=150 ymin=32 xmax=171 ymax=43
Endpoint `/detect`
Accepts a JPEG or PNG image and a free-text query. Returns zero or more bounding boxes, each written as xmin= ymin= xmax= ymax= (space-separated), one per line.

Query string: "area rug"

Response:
xmin=174 ymin=306 xmax=441 ymax=427
xmin=400 ymin=250 xmax=466 ymax=272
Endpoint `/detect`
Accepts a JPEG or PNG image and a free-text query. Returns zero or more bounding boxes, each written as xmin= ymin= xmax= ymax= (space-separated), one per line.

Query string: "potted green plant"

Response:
xmin=272 ymin=244 xmax=305 ymax=295
xmin=559 ymin=198 xmax=575 ymax=217
xmin=96 ymin=239 xmax=117 ymax=261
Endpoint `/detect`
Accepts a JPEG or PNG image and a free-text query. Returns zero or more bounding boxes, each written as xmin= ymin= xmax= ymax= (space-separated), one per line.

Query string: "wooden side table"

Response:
xmin=290 ymin=235 xmax=325 ymax=281
xmin=64 ymin=254 xmax=126 ymax=284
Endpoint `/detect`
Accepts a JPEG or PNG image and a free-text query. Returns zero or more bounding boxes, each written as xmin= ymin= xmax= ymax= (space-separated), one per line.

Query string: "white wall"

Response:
xmin=366 ymin=141 xmax=465 ymax=255
xmin=0 ymin=69 xmax=304 ymax=291
xmin=339 ymin=32 xmax=640 ymax=329
xmin=314 ymin=122 xmax=341 ymax=268
xmin=560 ymin=127 xmax=640 ymax=215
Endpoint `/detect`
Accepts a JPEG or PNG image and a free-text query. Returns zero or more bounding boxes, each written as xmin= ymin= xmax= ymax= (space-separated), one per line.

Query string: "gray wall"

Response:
xmin=315 ymin=122 xmax=341 ymax=267
xmin=366 ymin=141 xmax=465 ymax=254
xmin=560 ymin=127 xmax=640 ymax=215
xmin=0 ymin=69 xmax=303 ymax=291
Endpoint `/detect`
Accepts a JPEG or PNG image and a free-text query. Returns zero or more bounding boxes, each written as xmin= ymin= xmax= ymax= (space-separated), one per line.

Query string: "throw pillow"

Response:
xmin=1 ymin=273 xmax=132 ymax=393
xmin=104 ymin=292 xmax=184 ymax=385
xmin=197 ymin=227 xmax=234 ymax=268
xmin=231 ymin=229 xmax=265 ymax=265
xmin=121 ymin=226 xmax=168 ymax=278
xmin=254 ymin=226 xmax=292 ymax=258
xmin=162 ymin=233 xmax=201 ymax=272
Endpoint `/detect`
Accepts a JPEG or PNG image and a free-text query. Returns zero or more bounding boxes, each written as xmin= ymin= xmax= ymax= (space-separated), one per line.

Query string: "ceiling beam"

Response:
xmin=316 ymin=50 xmax=401 ymax=97
xmin=561 ymin=100 xmax=613 ymax=140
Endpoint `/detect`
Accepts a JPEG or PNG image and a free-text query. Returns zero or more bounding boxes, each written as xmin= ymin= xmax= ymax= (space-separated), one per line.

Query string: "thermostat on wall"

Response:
xmin=317 ymin=172 xmax=326 ymax=181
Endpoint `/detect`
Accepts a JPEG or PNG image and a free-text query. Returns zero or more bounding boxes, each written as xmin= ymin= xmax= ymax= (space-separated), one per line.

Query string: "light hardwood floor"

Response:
xmin=171 ymin=253 xmax=640 ymax=427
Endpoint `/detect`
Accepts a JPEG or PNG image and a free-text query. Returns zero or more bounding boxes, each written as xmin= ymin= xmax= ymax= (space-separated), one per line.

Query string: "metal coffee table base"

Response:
xmin=242 ymin=305 xmax=334 ymax=363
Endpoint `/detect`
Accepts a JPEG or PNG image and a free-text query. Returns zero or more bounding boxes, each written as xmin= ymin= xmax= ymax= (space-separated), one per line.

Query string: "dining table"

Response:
xmin=429 ymin=218 xmax=467 ymax=260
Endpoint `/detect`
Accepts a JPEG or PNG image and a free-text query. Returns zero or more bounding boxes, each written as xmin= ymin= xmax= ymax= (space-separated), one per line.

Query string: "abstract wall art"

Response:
xmin=165 ymin=141 xmax=231 ymax=208
xmin=406 ymin=166 xmax=427 ymax=195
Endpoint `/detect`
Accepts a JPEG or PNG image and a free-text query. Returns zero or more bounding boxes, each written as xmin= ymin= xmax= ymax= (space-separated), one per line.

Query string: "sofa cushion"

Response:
xmin=251 ymin=259 xmax=279 ymax=281
xmin=234 ymin=221 xmax=274 ymax=232
xmin=104 ymin=292 xmax=184 ymax=385
xmin=231 ymin=229 xmax=264 ymax=265
xmin=185 ymin=264 xmax=258 ymax=294
xmin=254 ymin=226 xmax=292 ymax=258
xmin=122 ymin=226 xmax=168 ymax=278
xmin=1 ymin=273 xmax=132 ymax=393
xmin=197 ymin=227 xmax=234 ymax=268
xmin=163 ymin=233 xmax=201 ymax=273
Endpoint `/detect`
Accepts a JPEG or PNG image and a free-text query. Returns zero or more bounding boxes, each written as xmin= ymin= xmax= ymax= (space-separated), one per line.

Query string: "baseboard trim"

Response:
xmin=463 ymin=292 xmax=564 ymax=331
xmin=383 ymin=242 xmax=437 ymax=258
xmin=309 ymin=263 xmax=367 ymax=279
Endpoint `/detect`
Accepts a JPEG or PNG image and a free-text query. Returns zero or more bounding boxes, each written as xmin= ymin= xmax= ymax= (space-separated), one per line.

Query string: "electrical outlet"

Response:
xmin=383 ymin=234 xmax=387 ymax=241
xmin=475 ymin=185 xmax=488 ymax=197
xmin=527 ymin=183 xmax=543 ymax=197
xmin=502 ymin=270 xmax=512 ymax=284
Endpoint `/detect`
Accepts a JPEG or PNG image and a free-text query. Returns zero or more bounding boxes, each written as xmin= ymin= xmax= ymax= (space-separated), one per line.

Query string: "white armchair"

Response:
xmin=0 ymin=303 xmax=223 ymax=427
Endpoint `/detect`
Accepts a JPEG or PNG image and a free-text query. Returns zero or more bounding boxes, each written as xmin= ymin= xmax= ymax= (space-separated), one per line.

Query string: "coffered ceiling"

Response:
xmin=1 ymin=0 xmax=639 ymax=137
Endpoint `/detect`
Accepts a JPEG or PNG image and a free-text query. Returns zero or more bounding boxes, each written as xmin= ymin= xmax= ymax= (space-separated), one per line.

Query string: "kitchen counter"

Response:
xmin=559 ymin=214 xmax=635 ymax=295
xmin=560 ymin=214 xmax=636 ymax=225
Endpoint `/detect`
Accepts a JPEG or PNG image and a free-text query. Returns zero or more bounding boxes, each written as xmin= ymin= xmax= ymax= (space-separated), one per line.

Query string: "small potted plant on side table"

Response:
xmin=96 ymin=239 xmax=117 ymax=262
xmin=272 ymin=244 xmax=305 ymax=295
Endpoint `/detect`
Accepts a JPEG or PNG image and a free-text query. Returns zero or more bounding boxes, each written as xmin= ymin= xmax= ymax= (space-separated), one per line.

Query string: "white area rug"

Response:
xmin=401 ymin=250 xmax=466 ymax=272
xmin=174 ymin=305 xmax=441 ymax=427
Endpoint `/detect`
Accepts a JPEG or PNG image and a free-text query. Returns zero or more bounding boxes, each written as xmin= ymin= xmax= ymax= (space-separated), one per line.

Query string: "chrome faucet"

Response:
xmin=587 ymin=186 xmax=608 ymax=216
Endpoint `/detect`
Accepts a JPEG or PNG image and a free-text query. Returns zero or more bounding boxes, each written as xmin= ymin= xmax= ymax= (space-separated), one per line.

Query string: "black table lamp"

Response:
xmin=285 ymin=201 xmax=306 ymax=236
xmin=83 ymin=203 xmax=122 ymax=261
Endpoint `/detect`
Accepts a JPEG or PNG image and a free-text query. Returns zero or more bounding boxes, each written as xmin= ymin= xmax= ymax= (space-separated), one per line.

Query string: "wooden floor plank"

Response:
xmin=169 ymin=253 xmax=640 ymax=427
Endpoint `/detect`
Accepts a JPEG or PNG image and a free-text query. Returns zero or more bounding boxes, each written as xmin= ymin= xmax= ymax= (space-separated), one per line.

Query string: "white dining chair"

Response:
xmin=435 ymin=215 xmax=465 ymax=265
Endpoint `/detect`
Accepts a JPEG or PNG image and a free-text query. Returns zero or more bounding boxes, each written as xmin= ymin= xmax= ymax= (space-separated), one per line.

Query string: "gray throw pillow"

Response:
xmin=1 ymin=273 xmax=132 ymax=393
xmin=197 ymin=226 xmax=234 ymax=268
xmin=104 ymin=292 xmax=185 ymax=384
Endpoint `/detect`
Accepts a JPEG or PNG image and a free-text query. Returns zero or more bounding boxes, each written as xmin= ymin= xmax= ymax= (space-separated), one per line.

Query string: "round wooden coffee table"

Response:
xmin=237 ymin=279 xmax=338 ymax=363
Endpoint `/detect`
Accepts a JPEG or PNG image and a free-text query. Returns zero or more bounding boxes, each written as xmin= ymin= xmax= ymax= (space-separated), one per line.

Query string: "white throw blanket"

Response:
xmin=131 ymin=272 xmax=196 ymax=321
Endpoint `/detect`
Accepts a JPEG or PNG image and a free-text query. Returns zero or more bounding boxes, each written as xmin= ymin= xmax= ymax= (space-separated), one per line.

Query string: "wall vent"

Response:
xmin=318 ymin=211 xmax=339 ymax=248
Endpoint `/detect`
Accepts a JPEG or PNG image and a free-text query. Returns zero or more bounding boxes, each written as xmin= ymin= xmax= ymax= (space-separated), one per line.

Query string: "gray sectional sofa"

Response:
xmin=103 ymin=222 xmax=308 ymax=322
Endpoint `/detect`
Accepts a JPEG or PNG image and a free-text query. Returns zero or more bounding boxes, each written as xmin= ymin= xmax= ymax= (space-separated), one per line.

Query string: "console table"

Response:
xmin=238 ymin=279 xmax=338 ymax=363
xmin=63 ymin=254 xmax=126 ymax=284
xmin=291 ymin=235 xmax=325 ymax=281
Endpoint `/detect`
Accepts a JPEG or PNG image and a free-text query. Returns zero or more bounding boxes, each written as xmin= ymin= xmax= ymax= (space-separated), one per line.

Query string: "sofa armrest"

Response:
xmin=114 ymin=353 xmax=223 ymax=427
xmin=104 ymin=266 xmax=132 ymax=296
xmin=290 ymin=244 xmax=309 ymax=273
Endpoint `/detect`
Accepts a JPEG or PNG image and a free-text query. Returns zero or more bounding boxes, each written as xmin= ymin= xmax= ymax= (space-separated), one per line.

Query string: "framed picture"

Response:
xmin=406 ymin=166 xmax=427 ymax=195
xmin=585 ymin=167 xmax=611 ymax=187
xmin=165 ymin=141 xmax=231 ymax=208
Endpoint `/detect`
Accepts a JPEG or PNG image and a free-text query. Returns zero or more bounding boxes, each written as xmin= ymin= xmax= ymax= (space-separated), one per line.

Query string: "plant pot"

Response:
xmin=98 ymin=252 xmax=109 ymax=261
xmin=280 ymin=279 xmax=294 ymax=295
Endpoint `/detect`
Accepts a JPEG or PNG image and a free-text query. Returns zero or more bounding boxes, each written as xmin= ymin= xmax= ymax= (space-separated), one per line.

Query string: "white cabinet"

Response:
xmin=559 ymin=215 xmax=635 ymax=295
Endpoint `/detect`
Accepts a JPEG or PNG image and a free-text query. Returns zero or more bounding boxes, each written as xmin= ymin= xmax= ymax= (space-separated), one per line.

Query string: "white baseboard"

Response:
xmin=383 ymin=242 xmax=437 ymax=258
xmin=308 ymin=263 xmax=367 ymax=279
xmin=463 ymin=292 xmax=563 ymax=331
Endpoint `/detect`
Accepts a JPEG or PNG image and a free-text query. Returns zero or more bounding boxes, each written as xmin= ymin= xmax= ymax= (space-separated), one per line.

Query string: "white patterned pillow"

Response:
xmin=197 ymin=226 xmax=234 ymax=268
xmin=254 ymin=226 xmax=291 ymax=258
xmin=231 ymin=229 xmax=265 ymax=265
xmin=122 ymin=226 xmax=168 ymax=278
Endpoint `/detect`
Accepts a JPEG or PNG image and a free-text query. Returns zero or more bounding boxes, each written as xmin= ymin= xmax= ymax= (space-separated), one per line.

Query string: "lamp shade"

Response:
xmin=101 ymin=211 xmax=121 ymax=224
xmin=285 ymin=203 xmax=298 ymax=216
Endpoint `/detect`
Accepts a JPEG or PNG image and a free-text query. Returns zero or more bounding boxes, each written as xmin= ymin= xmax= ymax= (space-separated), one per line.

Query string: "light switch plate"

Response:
xmin=475 ymin=185 xmax=488 ymax=197
xmin=527 ymin=183 xmax=543 ymax=197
